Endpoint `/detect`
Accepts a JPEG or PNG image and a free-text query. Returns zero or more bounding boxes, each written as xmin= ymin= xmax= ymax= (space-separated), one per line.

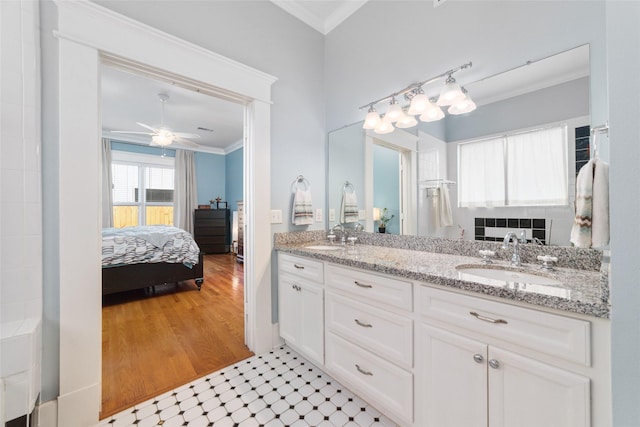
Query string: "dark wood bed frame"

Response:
xmin=102 ymin=252 xmax=204 ymax=295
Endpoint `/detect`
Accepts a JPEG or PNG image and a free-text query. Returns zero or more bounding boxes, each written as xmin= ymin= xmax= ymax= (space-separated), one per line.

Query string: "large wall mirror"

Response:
xmin=328 ymin=44 xmax=590 ymax=246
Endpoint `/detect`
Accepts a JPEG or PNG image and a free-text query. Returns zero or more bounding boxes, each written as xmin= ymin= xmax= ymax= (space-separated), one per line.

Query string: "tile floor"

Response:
xmin=99 ymin=346 xmax=397 ymax=427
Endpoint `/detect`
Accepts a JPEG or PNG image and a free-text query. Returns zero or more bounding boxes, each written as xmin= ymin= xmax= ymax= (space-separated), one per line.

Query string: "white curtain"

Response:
xmin=458 ymin=137 xmax=505 ymax=207
xmin=101 ymin=138 xmax=113 ymax=228
xmin=174 ymin=149 xmax=198 ymax=233
xmin=507 ymin=126 xmax=568 ymax=206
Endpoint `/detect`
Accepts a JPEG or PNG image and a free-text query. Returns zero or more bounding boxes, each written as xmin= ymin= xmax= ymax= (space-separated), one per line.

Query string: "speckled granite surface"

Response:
xmin=275 ymin=231 xmax=610 ymax=319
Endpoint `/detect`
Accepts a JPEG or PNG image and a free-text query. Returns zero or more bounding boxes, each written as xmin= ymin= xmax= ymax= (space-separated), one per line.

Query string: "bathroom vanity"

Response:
xmin=275 ymin=233 xmax=610 ymax=427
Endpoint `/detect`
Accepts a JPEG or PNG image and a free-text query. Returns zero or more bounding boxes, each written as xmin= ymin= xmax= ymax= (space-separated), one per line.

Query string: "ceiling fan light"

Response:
xmin=363 ymin=106 xmax=381 ymax=129
xmin=385 ymin=98 xmax=403 ymax=123
xmin=437 ymin=75 xmax=466 ymax=106
xmin=152 ymin=133 xmax=173 ymax=146
xmin=407 ymin=92 xmax=429 ymax=116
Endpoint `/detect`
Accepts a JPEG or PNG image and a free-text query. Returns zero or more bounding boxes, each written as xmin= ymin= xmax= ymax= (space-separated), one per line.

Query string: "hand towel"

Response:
xmin=570 ymin=159 xmax=609 ymax=248
xmin=432 ymin=188 xmax=442 ymax=228
xmin=438 ymin=184 xmax=453 ymax=227
xmin=591 ymin=159 xmax=609 ymax=247
xmin=292 ymin=188 xmax=313 ymax=225
xmin=340 ymin=190 xmax=359 ymax=223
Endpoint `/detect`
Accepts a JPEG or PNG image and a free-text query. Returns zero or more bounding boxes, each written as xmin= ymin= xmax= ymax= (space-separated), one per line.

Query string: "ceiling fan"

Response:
xmin=110 ymin=93 xmax=202 ymax=147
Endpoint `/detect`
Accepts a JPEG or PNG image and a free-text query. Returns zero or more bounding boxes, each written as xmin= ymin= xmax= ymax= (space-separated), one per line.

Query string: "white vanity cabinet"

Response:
xmin=324 ymin=264 xmax=414 ymax=426
xmin=417 ymin=286 xmax=592 ymax=427
xmin=277 ymin=253 xmax=325 ymax=366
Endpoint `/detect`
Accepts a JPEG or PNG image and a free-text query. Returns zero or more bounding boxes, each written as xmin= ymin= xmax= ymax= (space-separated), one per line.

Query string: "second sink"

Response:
xmin=456 ymin=265 xmax=562 ymax=286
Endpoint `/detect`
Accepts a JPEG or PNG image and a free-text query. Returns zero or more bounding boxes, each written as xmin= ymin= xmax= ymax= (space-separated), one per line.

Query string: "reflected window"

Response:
xmin=459 ymin=125 xmax=568 ymax=207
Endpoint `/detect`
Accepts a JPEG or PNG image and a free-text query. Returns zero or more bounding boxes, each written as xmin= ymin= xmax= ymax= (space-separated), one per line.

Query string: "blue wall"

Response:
xmin=225 ymin=147 xmax=243 ymax=213
xmin=194 ymin=151 xmax=226 ymax=205
xmin=373 ymin=144 xmax=400 ymax=235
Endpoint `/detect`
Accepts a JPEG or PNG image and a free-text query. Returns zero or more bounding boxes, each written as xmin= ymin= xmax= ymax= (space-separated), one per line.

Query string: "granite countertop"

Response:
xmin=276 ymin=241 xmax=610 ymax=319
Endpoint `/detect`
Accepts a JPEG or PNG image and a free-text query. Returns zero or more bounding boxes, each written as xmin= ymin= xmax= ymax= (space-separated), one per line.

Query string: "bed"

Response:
xmin=101 ymin=225 xmax=204 ymax=295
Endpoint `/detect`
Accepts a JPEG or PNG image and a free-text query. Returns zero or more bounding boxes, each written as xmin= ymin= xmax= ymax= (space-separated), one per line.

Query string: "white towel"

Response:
xmin=570 ymin=159 xmax=609 ymax=248
xmin=591 ymin=159 xmax=609 ymax=248
xmin=340 ymin=190 xmax=359 ymax=223
xmin=292 ymin=188 xmax=313 ymax=225
xmin=438 ymin=184 xmax=453 ymax=227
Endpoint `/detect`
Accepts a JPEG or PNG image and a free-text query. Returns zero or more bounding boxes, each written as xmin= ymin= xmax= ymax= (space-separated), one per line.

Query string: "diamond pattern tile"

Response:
xmin=99 ymin=346 xmax=397 ymax=427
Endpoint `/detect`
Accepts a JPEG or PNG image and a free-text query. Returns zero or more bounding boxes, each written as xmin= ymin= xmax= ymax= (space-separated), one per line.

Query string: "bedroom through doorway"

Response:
xmin=100 ymin=61 xmax=251 ymax=418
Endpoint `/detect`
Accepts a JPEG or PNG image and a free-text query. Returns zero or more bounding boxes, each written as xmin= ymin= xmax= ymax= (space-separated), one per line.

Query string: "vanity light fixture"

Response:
xmin=385 ymin=97 xmax=404 ymax=123
xmin=420 ymin=98 xmax=446 ymax=122
xmin=362 ymin=105 xmax=381 ymax=129
xmin=448 ymin=87 xmax=477 ymax=115
xmin=358 ymin=61 xmax=473 ymax=134
xmin=437 ymin=74 xmax=466 ymax=106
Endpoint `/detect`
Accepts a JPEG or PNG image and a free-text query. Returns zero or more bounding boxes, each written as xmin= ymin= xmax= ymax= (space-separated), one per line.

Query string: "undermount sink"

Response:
xmin=305 ymin=245 xmax=343 ymax=251
xmin=456 ymin=265 xmax=562 ymax=286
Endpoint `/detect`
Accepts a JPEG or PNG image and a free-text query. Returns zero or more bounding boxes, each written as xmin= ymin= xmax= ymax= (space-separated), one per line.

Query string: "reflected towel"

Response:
xmin=439 ymin=184 xmax=453 ymax=227
xmin=292 ymin=188 xmax=313 ymax=225
xmin=340 ymin=190 xmax=359 ymax=223
xmin=570 ymin=159 xmax=609 ymax=248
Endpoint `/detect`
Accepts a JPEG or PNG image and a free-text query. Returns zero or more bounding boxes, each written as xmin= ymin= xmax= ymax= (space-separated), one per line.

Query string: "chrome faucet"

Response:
xmin=502 ymin=232 xmax=522 ymax=266
xmin=331 ymin=223 xmax=347 ymax=244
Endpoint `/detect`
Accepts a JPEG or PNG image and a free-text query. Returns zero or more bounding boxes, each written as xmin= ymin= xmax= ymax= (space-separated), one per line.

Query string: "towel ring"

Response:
xmin=343 ymin=181 xmax=355 ymax=194
xmin=291 ymin=175 xmax=310 ymax=192
xmin=590 ymin=122 xmax=609 ymax=160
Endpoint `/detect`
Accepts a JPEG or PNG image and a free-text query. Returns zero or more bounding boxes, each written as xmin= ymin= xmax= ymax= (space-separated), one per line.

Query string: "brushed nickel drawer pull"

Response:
xmin=354 ymin=281 xmax=372 ymax=288
xmin=294 ymin=264 xmax=305 ymax=269
xmin=355 ymin=364 xmax=373 ymax=376
xmin=354 ymin=319 xmax=373 ymax=328
xmin=470 ymin=311 xmax=508 ymax=324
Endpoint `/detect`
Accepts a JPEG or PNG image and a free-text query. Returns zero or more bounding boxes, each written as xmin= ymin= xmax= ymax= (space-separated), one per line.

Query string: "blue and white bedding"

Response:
xmin=102 ymin=225 xmax=200 ymax=267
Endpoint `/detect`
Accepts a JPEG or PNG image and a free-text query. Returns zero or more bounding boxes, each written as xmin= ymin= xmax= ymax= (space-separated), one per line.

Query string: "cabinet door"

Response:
xmin=278 ymin=273 xmax=301 ymax=347
xmin=418 ymin=324 xmax=488 ymax=427
xmin=488 ymin=347 xmax=590 ymax=427
xmin=298 ymin=280 xmax=324 ymax=365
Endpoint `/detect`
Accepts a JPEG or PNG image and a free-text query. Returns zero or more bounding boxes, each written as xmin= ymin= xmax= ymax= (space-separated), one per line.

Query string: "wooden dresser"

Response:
xmin=194 ymin=209 xmax=229 ymax=254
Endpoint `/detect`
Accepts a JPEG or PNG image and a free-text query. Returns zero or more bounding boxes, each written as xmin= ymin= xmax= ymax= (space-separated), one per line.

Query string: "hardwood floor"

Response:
xmin=100 ymin=253 xmax=253 ymax=419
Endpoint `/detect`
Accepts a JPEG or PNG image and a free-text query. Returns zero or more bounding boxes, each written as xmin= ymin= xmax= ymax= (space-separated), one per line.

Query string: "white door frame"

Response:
xmin=54 ymin=2 xmax=276 ymax=424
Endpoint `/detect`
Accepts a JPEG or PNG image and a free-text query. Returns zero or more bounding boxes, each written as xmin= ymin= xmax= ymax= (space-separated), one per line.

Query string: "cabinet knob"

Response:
xmin=473 ymin=353 xmax=484 ymax=364
xmin=489 ymin=359 xmax=501 ymax=369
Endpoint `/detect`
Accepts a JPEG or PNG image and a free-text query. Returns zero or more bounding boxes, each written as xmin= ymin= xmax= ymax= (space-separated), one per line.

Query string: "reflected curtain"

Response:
xmin=458 ymin=137 xmax=505 ymax=208
xmin=101 ymin=138 xmax=113 ymax=228
xmin=507 ymin=126 xmax=568 ymax=206
xmin=174 ymin=149 xmax=198 ymax=234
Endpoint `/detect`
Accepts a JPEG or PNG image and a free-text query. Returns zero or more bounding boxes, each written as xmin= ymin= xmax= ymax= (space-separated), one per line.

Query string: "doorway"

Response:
xmin=54 ymin=3 xmax=276 ymax=423
xmin=99 ymin=61 xmax=250 ymax=416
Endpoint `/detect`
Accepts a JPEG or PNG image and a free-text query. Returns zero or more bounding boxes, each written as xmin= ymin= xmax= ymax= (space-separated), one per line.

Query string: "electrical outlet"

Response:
xmin=270 ymin=209 xmax=283 ymax=224
xmin=315 ymin=209 xmax=323 ymax=222
xmin=329 ymin=209 xmax=336 ymax=222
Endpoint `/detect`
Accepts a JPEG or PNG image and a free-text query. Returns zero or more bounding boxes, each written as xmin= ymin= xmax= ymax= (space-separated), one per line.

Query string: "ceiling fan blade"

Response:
xmin=136 ymin=122 xmax=158 ymax=132
xmin=173 ymin=132 xmax=201 ymax=139
xmin=110 ymin=130 xmax=154 ymax=135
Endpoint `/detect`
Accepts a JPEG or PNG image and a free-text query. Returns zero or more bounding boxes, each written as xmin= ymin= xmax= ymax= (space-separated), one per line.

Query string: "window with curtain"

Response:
xmin=458 ymin=125 xmax=568 ymax=208
xmin=111 ymin=152 xmax=175 ymax=228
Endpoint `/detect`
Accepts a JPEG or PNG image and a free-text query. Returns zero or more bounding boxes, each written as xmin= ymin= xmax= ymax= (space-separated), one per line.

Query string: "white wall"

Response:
xmin=1 ymin=0 xmax=43 ymax=420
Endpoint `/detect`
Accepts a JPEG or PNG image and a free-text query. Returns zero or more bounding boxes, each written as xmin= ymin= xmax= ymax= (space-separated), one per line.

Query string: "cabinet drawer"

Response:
xmin=195 ymin=235 xmax=225 ymax=245
xmin=326 ymin=292 xmax=412 ymax=368
xmin=326 ymin=264 xmax=412 ymax=311
xmin=418 ymin=286 xmax=591 ymax=366
xmin=195 ymin=226 xmax=226 ymax=235
xmin=326 ymin=332 xmax=413 ymax=425
xmin=278 ymin=253 xmax=324 ymax=283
